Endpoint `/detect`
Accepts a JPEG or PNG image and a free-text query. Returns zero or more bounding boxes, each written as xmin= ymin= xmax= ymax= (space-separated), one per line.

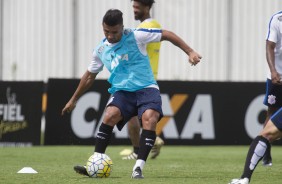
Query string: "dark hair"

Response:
xmin=103 ymin=9 xmax=123 ymax=26
xmin=132 ymin=0 xmax=155 ymax=9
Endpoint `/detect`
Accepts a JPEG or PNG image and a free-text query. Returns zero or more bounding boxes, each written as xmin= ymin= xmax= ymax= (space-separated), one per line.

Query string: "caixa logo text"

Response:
xmin=70 ymin=92 xmax=266 ymax=140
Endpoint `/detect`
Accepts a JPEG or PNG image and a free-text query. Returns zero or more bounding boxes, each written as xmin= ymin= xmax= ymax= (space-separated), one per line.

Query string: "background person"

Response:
xmin=261 ymin=10 xmax=282 ymax=167
xmin=229 ymin=10 xmax=282 ymax=184
xmin=121 ymin=0 xmax=164 ymax=160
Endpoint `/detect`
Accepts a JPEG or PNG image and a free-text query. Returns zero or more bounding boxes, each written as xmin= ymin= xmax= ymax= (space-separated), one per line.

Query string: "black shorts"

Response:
xmin=106 ymin=88 xmax=163 ymax=131
xmin=263 ymin=79 xmax=282 ymax=107
xmin=270 ymin=107 xmax=282 ymax=131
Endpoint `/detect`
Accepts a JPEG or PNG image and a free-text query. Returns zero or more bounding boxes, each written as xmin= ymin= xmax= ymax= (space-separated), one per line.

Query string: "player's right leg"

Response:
xmin=74 ymin=120 xmax=116 ymax=177
xmin=73 ymin=121 xmax=115 ymax=177
xmin=74 ymin=165 xmax=88 ymax=176
xmin=74 ymin=93 xmax=127 ymax=177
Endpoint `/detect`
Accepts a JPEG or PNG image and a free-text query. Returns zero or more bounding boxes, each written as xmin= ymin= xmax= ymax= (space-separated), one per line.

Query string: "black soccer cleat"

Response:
xmin=131 ymin=167 xmax=144 ymax=179
xmin=74 ymin=165 xmax=89 ymax=176
xmin=262 ymin=156 xmax=272 ymax=167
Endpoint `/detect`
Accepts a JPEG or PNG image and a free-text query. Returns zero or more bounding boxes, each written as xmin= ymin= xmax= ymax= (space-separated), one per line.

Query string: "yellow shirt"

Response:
xmin=137 ymin=19 xmax=161 ymax=79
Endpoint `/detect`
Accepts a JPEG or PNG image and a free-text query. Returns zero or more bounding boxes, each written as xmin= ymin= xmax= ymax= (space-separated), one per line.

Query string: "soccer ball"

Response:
xmin=86 ymin=153 xmax=113 ymax=178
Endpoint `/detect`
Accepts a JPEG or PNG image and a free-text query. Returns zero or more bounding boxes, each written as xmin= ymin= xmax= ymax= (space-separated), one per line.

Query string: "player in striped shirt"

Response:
xmin=261 ymin=10 xmax=282 ymax=167
xmin=229 ymin=11 xmax=282 ymax=184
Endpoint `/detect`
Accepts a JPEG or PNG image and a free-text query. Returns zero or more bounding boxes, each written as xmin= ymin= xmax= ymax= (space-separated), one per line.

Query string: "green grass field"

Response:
xmin=1 ymin=146 xmax=282 ymax=184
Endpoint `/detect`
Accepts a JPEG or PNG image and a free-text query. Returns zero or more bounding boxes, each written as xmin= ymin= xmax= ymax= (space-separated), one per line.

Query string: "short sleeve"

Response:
xmin=266 ymin=16 xmax=279 ymax=43
xmin=134 ymin=28 xmax=162 ymax=45
xmin=87 ymin=50 xmax=104 ymax=73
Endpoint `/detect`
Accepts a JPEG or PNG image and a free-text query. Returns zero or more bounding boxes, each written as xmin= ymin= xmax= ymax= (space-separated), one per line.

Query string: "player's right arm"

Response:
xmin=266 ymin=40 xmax=279 ymax=83
xmin=266 ymin=14 xmax=280 ymax=84
xmin=62 ymin=50 xmax=103 ymax=115
xmin=61 ymin=71 xmax=97 ymax=115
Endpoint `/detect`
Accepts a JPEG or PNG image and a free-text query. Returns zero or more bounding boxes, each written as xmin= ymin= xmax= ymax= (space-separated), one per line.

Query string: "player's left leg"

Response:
xmin=228 ymin=135 xmax=269 ymax=184
xmin=229 ymin=119 xmax=282 ymax=183
xmin=131 ymin=88 xmax=163 ymax=179
xmin=242 ymin=136 xmax=270 ymax=179
xmin=131 ymin=109 xmax=159 ymax=179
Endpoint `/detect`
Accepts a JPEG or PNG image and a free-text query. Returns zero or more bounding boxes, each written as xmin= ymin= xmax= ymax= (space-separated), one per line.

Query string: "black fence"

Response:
xmin=44 ymin=79 xmax=268 ymax=145
xmin=0 ymin=81 xmax=43 ymax=146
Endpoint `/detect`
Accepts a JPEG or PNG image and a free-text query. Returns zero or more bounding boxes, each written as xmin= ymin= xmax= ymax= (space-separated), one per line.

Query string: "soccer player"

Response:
xmin=121 ymin=0 xmax=164 ymax=160
xmin=228 ymin=11 xmax=282 ymax=184
xmin=62 ymin=9 xmax=201 ymax=179
xmin=261 ymin=11 xmax=282 ymax=167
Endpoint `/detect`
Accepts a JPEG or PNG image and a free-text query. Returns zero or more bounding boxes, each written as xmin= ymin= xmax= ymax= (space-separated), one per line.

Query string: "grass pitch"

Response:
xmin=1 ymin=146 xmax=282 ymax=184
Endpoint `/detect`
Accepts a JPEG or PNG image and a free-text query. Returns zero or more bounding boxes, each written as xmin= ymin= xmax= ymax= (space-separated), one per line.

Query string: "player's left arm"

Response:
xmin=161 ymin=30 xmax=202 ymax=66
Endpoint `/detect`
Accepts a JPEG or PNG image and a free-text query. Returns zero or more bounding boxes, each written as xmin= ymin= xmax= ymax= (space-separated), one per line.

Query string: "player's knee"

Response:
xmin=143 ymin=109 xmax=160 ymax=121
xmin=103 ymin=106 xmax=122 ymax=125
xmin=260 ymin=121 xmax=282 ymax=143
xmin=142 ymin=121 xmax=156 ymax=130
xmin=141 ymin=112 xmax=159 ymax=130
xmin=260 ymin=132 xmax=279 ymax=143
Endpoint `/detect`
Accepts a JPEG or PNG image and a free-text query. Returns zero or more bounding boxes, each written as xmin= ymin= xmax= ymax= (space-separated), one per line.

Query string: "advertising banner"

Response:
xmin=45 ymin=79 xmax=268 ymax=145
xmin=0 ymin=81 xmax=43 ymax=146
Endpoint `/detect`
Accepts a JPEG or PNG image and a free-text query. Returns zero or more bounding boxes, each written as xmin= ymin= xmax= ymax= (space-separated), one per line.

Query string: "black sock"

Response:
xmin=133 ymin=146 xmax=139 ymax=155
xmin=263 ymin=144 xmax=272 ymax=160
xmin=241 ymin=136 xmax=270 ymax=180
xmin=94 ymin=123 xmax=113 ymax=153
xmin=137 ymin=129 xmax=156 ymax=161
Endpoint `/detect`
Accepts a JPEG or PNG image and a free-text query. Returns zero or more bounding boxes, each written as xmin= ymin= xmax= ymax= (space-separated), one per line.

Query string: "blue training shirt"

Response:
xmin=93 ymin=28 xmax=161 ymax=94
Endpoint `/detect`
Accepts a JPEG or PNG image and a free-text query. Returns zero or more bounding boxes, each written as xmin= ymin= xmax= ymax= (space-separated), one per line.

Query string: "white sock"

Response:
xmin=249 ymin=140 xmax=267 ymax=170
xmin=133 ymin=159 xmax=145 ymax=171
